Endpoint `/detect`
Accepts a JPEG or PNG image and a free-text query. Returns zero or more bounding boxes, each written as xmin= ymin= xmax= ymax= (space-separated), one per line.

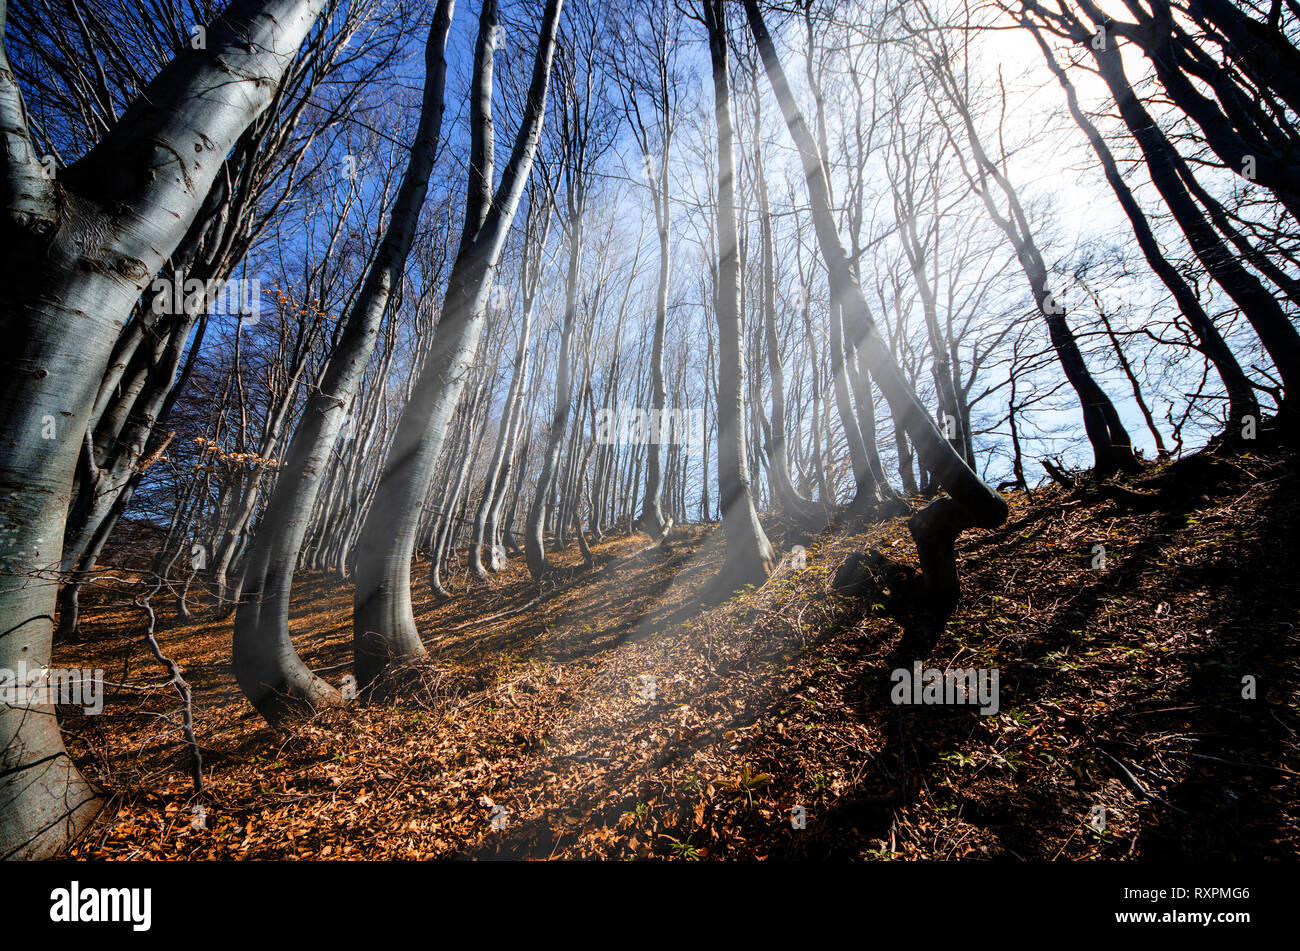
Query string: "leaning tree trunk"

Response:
xmin=470 ymin=287 xmax=535 ymax=579
xmin=233 ymin=0 xmax=455 ymax=723
xmin=525 ymin=197 xmax=583 ymax=579
xmin=471 ymin=176 xmax=551 ymax=579
xmin=701 ymin=0 xmax=777 ymax=592
xmin=353 ymin=0 xmax=563 ymax=690
xmin=0 ymin=0 xmax=329 ymax=859
xmin=928 ymin=50 xmax=1138 ymax=476
xmin=743 ymin=0 xmax=1006 ymax=609
xmin=1075 ymin=8 xmax=1300 ymax=430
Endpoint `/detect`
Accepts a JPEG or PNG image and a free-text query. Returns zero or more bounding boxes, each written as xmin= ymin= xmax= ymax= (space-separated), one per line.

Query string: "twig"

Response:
xmin=1186 ymin=752 xmax=1300 ymax=778
xmin=135 ymin=579 xmax=203 ymax=795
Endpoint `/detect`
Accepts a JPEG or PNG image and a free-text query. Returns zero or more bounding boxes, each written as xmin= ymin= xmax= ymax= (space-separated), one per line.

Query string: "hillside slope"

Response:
xmin=58 ymin=447 xmax=1299 ymax=859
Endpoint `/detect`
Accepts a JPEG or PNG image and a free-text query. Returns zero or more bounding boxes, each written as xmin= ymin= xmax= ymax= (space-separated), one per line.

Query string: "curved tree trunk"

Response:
xmin=483 ymin=348 xmax=531 ymax=569
xmin=471 ymin=290 xmax=535 ymax=579
xmin=753 ymin=88 xmax=820 ymax=525
xmin=1073 ymin=6 xmax=1300 ymax=430
xmin=743 ymin=0 xmax=1007 ymax=609
xmin=233 ymin=0 xmax=455 ymax=722
xmin=352 ymin=0 xmax=563 ymax=689
xmin=0 ymin=0 xmax=328 ymax=858
xmin=926 ymin=45 xmax=1139 ymax=476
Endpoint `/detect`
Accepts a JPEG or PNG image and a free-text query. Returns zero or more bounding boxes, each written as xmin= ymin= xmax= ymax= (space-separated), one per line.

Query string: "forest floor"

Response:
xmin=58 ymin=445 xmax=1300 ymax=860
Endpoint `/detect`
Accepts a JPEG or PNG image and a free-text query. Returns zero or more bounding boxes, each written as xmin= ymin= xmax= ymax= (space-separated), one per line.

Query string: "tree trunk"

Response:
xmin=352 ymin=0 xmax=562 ymax=689
xmin=702 ymin=0 xmax=776 ymax=592
xmin=744 ymin=0 xmax=1007 ymax=609
xmin=1023 ymin=14 xmax=1258 ymax=434
xmin=525 ymin=202 xmax=583 ymax=579
xmin=0 ymin=0 xmax=329 ymax=859
xmin=233 ymin=0 xmax=455 ymax=722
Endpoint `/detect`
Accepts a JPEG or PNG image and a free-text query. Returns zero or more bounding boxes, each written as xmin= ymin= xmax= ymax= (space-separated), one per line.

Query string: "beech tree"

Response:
xmin=743 ymin=0 xmax=1008 ymax=607
xmin=700 ymin=0 xmax=777 ymax=592
xmin=0 ymin=0 xmax=329 ymax=860
xmin=1017 ymin=10 xmax=1259 ymax=435
xmin=524 ymin=8 xmax=611 ymax=579
xmin=233 ymin=0 xmax=455 ymax=723
xmin=1022 ymin=0 xmax=1300 ymax=431
xmin=352 ymin=0 xmax=563 ymax=689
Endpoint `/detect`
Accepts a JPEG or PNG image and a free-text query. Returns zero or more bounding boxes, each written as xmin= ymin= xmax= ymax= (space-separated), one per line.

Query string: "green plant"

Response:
xmin=723 ymin=765 xmax=771 ymax=806
xmin=661 ymin=833 xmax=701 ymax=860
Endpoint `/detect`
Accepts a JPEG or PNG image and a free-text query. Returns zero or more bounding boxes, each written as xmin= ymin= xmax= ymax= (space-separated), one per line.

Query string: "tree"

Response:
xmin=612 ymin=0 xmax=684 ymax=540
xmin=908 ymin=7 xmax=1139 ymax=475
xmin=1019 ymin=11 xmax=1258 ymax=435
xmin=524 ymin=8 xmax=610 ymax=579
xmin=700 ymin=0 xmax=777 ymax=592
xmin=0 ymin=0 xmax=330 ymax=860
xmin=469 ymin=168 xmax=554 ymax=580
xmin=352 ymin=0 xmax=563 ymax=689
xmin=1023 ymin=0 xmax=1300 ymax=430
xmin=233 ymin=0 xmax=455 ymax=723
xmin=743 ymin=0 xmax=1007 ymax=608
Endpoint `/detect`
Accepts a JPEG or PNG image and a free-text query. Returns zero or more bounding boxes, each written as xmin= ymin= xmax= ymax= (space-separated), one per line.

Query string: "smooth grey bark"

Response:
xmin=640 ymin=211 xmax=671 ymax=538
xmin=210 ymin=328 xmax=320 ymax=612
xmin=525 ymin=25 xmax=607 ymax=578
xmin=470 ymin=187 xmax=550 ymax=579
xmin=233 ymin=0 xmax=455 ymax=723
xmin=429 ymin=374 xmax=489 ymax=599
xmin=470 ymin=304 xmax=533 ymax=580
xmin=352 ymin=0 xmax=563 ymax=689
xmin=744 ymin=0 xmax=1007 ymax=608
xmin=0 ymin=0 xmax=328 ymax=859
xmin=524 ymin=192 xmax=583 ymax=579
xmin=751 ymin=82 xmax=820 ymax=525
xmin=483 ymin=346 xmax=531 ymax=567
xmin=701 ymin=0 xmax=776 ymax=592
xmin=56 ymin=310 xmax=197 ymax=639
xmin=58 ymin=2 xmax=369 ymax=634
xmin=613 ymin=2 xmax=680 ymax=539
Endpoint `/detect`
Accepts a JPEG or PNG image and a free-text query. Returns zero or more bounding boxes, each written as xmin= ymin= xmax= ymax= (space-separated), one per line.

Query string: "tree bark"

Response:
xmin=743 ymin=0 xmax=1007 ymax=609
xmin=0 ymin=0 xmax=329 ymax=859
xmin=233 ymin=0 xmax=455 ymax=722
xmin=352 ymin=0 xmax=562 ymax=689
xmin=701 ymin=0 xmax=777 ymax=592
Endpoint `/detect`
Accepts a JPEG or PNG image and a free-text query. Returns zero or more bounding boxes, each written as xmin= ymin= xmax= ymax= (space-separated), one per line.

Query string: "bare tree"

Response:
xmin=524 ymin=8 xmax=611 ymax=579
xmin=233 ymin=0 xmax=455 ymax=723
xmin=352 ymin=0 xmax=563 ymax=689
xmin=744 ymin=0 xmax=1008 ymax=608
xmin=699 ymin=0 xmax=777 ymax=592
xmin=0 ymin=0 xmax=330 ymax=860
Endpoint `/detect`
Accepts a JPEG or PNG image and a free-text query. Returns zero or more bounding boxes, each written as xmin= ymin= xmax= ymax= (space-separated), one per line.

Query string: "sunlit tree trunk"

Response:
xmin=701 ymin=0 xmax=776 ymax=591
xmin=353 ymin=0 xmax=562 ymax=688
xmin=744 ymin=0 xmax=1007 ymax=608
xmin=0 ymin=0 xmax=329 ymax=858
xmin=233 ymin=0 xmax=454 ymax=722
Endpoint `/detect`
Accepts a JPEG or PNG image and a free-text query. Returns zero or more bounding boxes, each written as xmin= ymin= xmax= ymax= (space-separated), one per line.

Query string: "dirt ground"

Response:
xmin=56 ymin=448 xmax=1300 ymax=859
